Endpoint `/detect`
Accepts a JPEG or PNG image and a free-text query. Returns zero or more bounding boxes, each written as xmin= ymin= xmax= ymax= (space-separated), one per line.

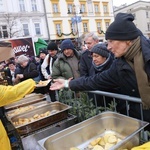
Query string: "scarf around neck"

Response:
xmin=124 ymin=37 xmax=150 ymax=109
xmin=92 ymin=53 xmax=112 ymax=72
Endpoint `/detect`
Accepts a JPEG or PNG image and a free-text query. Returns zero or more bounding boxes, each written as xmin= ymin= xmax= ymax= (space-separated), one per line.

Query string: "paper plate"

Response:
xmin=35 ymin=79 xmax=51 ymax=87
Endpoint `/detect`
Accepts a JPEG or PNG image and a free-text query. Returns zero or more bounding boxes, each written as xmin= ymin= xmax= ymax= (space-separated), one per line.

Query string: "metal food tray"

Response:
xmin=24 ymin=93 xmax=39 ymax=98
xmin=6 ymin=101 xmax=50 ymax=119
xmin=10 ymin=102 xmax=71 ymax=135
xmin=5 ymin=93 xmax=46 ymax=111
xmin=38 ymin=111 xmax=149 ymax=150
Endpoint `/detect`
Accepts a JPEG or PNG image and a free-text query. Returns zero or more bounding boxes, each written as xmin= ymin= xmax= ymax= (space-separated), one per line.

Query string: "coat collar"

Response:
xmin=140 ymin=35 xmax=150 ymax=63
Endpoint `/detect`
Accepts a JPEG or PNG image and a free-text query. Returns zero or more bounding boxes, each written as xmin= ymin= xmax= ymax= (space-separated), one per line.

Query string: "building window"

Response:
xmin=103 ymin=5 xmax=107 ymax=13
xmin=71 ymin=23 xmax=76 ymax=33
xmin=81 ymin=4 xmax=86 ymax=13
xmin=94 ymin=4 xmax=99 ymax=13
xmin=53 ymin=3 xmax=59 ymax=13
xmin=31 ymin=0 xmax=37 ymax=11
xmin=105 ymin=22 xmax=109 ymax=29
xmin=83 ymin=23 xmax=88 ymax=32
xmin=34 ymin=23 xmax=41 ymax=35
xmin=56 ymin=24 xmax=61 ymax=34
xmin=97 ymin=22 xmax=101 ymax=31
xmin=68 ymin=4 xmax=73 ymax=13
xmin=146 ymin=12 xmax=149 ymax=18
xmin=19 ymin=0 xmax=25 ymax=12
xmin=23 ymin=24 xmax=29 ymax=36
xmin=0 ymin=0 xmax=4 ymax=12
xmin=87 ymin=0 xmax=93 ymax=13
xmin=148 ymin=23 xmax=150 ymax=31
xmin=0 ymin=25 xmax=8 ymax=38
xmin=103 ymin=5 xmax=108 ymax=13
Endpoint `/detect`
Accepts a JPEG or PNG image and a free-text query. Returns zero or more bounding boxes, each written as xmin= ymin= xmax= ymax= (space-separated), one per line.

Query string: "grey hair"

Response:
xmin=84 ymin=32 xmax=99 ymax=41
xmin=17 ymin=55 xmax=29 ymax=64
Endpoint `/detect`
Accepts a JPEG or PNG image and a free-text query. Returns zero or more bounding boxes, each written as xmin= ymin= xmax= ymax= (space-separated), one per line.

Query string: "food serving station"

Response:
xmin=38 ymin=112 xmax=149 ymax=150
xmin=4 ymin=93 xmax=149 ymax=150
xmin=4 ymin=93 xmax=76 ymax=150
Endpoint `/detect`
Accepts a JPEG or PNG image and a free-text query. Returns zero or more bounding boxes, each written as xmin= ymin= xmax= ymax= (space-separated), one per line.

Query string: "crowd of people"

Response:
xmin=1 ymin=32 xmax=110 ymax=101
xmin=0 ymin=31 xmax=112 ymax=149
xmin=50 ymin=13 xmax=150 ymax=130
xmin=1 ymin=12 xmax=150 ymax=149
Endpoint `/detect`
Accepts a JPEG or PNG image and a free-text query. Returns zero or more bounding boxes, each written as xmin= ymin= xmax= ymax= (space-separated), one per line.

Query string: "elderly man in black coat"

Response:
xmin=50 ymin=13 xmax=150 ymax=129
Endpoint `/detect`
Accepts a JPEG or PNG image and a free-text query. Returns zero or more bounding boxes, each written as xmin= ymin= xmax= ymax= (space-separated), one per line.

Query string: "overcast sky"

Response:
xmin=113 ymin=0 xmax=150 ymax=6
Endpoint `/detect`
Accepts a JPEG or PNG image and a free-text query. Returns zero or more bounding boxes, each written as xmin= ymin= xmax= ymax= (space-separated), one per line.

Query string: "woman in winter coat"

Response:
xmin=88 ymin=43 xmax=117 ymax=107
xmin=52 ymin=39 xmax=81 ymax=80
xmin=89 ymin=43 xmax=113 ymax=76
xmin=0 ymin=79 xmax=35 ymax=150
xmin=15 ymin=55 xmax=39 ymax=83
xmin=50 ymin=13 xmax=150 ymax=129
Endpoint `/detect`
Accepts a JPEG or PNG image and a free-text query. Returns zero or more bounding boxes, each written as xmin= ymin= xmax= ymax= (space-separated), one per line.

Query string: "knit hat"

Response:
xmin=39 ymin=48 xmax=48 ymax=55
xmin=47 ymin=42 xmax=58 ymax=51
xmin=91 ymin=43 xmax=109 ymax=58
xmin=60 ymin=39 xmax=75 ymax=51
xmin=105 ymin=13 xmax=139 ymax=40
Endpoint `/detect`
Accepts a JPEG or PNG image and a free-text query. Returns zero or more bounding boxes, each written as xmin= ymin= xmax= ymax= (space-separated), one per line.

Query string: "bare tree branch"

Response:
xmin=2 ymin=13 xmax=22 ymax=38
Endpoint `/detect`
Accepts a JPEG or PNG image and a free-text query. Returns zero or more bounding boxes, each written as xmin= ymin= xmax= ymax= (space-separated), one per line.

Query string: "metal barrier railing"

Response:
xmin=58 ymin=89 xmax=145 ymax=121
xmin=58 ymin=89 xmax=149 ymax=142
xmin=88 ymin=90 xmax=144 ymax=121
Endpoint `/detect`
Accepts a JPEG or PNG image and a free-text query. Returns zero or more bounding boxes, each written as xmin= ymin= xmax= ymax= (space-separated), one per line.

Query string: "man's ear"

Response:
xmin=126 ymin=40 xmax=132 ymax=46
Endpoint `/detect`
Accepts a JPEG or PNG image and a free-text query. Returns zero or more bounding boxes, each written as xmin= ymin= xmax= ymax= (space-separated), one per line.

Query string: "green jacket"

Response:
xmin=52 ymin=49 xmax=81 ymax=79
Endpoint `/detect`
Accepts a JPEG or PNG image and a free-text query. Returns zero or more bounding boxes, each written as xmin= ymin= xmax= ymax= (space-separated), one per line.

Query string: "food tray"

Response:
xmin=38 ymin=111 xmax=149 ymax=150
xmin=10 ymin=102 xmax=71 ymax=135
xmin=24 ymin=93 xmax=38 ymax=98
xmin=35 ymin=79 xmax=51 ymax=87
xmin=5 ymin=93 xmax=46 ymax=111
xmin=6 ymin=101 xmax=50 ymax=119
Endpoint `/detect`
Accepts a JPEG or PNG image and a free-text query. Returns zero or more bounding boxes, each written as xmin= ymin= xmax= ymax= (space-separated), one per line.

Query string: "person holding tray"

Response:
xmin=0 ymin=79 xmax=35 ymax=150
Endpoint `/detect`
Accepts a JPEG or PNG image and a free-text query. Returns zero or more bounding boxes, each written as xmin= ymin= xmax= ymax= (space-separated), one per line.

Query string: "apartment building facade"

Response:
xmin=0 ymin=0 xmax=114 ymax=42
xmin=114 ymin=1 xmax=150 ymax=38
xmin=44 ymin=0 xmax=114 ymax=42
xmin=0 ymin=0 xmax=49 ymax=40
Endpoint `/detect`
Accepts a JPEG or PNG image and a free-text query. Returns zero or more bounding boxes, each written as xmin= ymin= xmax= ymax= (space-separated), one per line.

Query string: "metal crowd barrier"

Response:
xmin=58 ymin=89 xmax=149 ymax=142
xmin=88 ymin=90 xmax=144 ymax=120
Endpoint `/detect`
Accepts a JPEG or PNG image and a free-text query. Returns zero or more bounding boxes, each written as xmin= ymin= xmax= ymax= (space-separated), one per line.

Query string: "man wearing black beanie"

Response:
xmin=41 ymin=42 xmax=59 ymax=101
xmin=105 ymin=13 xmax=139 ymax=40
xmin=50 ymin=13 xmax=150 ymax=131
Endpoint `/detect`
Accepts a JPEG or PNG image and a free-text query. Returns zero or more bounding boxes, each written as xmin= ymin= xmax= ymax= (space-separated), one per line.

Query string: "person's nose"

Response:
xmin=107 ymin=44 xmax=112 ymax=50
xmin=92 ymin=57 xmax=96 ymax=62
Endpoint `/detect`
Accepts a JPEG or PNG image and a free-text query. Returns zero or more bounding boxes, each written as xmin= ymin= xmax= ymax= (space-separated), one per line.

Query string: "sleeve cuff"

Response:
xmin=64 ymin=80 xmax=69 ymax=88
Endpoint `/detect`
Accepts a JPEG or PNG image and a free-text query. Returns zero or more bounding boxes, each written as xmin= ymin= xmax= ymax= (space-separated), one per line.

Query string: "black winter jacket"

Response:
xmin=79 ymin=50 xmax=92 ymax=76
xmin=70 ymin=35 xmax=150 ymax=123
xmin=15 ymin=61 xmax=39 ymax=81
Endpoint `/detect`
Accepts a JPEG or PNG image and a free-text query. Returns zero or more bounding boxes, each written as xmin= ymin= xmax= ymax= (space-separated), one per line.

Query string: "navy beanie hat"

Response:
xmin=61 ymin=39 xmax=75 ymax=51
xmin=39 ymin=48 xmax=48 ymax=55
xmin=105 ymin=13 xmax=139 ymax=40
xmin=47 ymin=42 xmax=58 ymax=51
xmin=91 ymin=43 xmax=109 ymax=58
